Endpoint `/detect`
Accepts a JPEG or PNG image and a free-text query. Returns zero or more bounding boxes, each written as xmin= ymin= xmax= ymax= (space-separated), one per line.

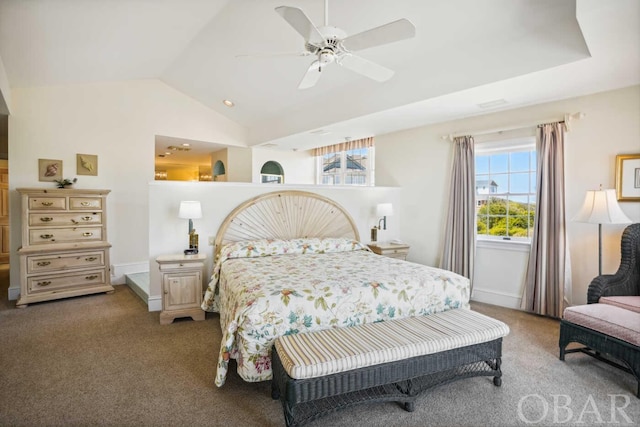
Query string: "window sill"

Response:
xmin=476 ymin=238 xmax=531 ymax=252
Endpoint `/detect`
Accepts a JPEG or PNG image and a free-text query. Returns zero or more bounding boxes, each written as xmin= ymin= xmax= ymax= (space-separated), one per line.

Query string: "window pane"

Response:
xmin=490 ymin=154 xmax=508 ymax=173
xmin=530 ymin=172 xmax=537 ymax=193
xmin=476 ymin=155 xmax=489 ymax=174
xmin=490 ymin=174 xmax=508 ymax=193
xmin=510 ymin=152 xmax=530 ymax=172
xmin=510 ymin=173 xmax=530 ymax=193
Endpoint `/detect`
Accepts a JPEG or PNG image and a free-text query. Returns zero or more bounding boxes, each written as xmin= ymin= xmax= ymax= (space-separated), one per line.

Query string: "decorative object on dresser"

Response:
xmin=367 ymin=241 xmax=410 ymax=260
xmin=156 ymin=253 xmax=206 ymax=325
xmin=572 ymin=186 xmax=631 ymax=275
xmin=178 ymin=201 xmax=202 ymax=255
xmin=16 ymin=188 xmax=113 ymax=307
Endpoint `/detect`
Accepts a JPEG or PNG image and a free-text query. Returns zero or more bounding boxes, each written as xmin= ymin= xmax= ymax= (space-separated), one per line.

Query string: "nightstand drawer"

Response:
xmin=26 ymin=251 xmax=106 ymax=273
xmin=28 ymin=196 xmax=66 ymax=210
xmin=29 ymin=227 xmax=103 ymax=245
xmin=158 ymin=261 xmax=205 ymax=271
xmin=29 ymin=212 xmax=103 ymax=227
xmin=28 ymin=269 xmax=106 ymax=294
xmin=367 ymin=243 xmax=410 ymax=260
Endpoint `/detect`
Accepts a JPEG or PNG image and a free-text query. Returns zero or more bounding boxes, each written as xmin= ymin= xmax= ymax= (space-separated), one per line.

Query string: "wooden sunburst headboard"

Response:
xmin=214 ymin=190 xmax=360 ymax=259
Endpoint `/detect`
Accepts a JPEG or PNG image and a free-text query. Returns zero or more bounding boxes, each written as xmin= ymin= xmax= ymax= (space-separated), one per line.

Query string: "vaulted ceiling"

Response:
xmin=0 ymin=0 xmax=638 ymax=151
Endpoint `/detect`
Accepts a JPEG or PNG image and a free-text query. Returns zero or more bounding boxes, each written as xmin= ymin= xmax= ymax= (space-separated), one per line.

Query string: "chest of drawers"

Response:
xmin=17 ymin=188 xmax=114 ymax=307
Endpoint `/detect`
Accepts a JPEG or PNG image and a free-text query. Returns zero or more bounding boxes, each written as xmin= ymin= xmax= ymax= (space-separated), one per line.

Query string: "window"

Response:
xmin=318 ymin=147 xmax=374 ymax=186
xmin=260 ymin=161 xmax=284 ymax=184
xmin=475 ymin=138 xmax=536 ymax=241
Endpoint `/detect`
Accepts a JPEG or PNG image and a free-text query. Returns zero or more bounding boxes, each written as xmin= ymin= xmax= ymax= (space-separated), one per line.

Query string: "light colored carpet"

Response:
xmin=0 ymin=280 xmax=638 ymax=426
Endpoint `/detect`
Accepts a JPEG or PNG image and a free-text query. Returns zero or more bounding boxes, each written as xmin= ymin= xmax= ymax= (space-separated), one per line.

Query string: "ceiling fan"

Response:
xmin=272 ymin=0 xmax=416 ymax=89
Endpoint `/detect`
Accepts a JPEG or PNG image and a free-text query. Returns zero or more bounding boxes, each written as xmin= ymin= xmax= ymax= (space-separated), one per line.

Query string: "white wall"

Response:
xmin=376 ymin=85 xmax=640 ymax=306
xmin=0 ymin=54 xmax=11 ymax=114
xmin=251 ymin=148 xmax=315 ymax=184
xmin=8 ymin=79 xmax=247 ymax=297
xmin=147 ymin=182 xmax=401 ymax=311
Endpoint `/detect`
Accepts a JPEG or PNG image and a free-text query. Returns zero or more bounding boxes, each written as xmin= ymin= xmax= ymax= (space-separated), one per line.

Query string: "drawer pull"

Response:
xmin=40 ymin=217 xmax=53 ymax=222
xmin=37 ymin=261 xmax=51 ymax=267
xmin=41 ymin=201 xmax=53 ymax=206
xmin=37 ymin=281 xmax=51 ymax=287
xmin=80 ymin=202 xmax=91 ymax=206
xmin=85 ymin=256 xmax=98 ymax=262
xmin=85 ymin=275 xmax=98 ymax=280
xmin=82 ymin=216 xmax=92 ymax=221
xmin=40 ymin=234 xmax=54 ymax=239
xmin=82 ymin=232 xmax=93 ymax=237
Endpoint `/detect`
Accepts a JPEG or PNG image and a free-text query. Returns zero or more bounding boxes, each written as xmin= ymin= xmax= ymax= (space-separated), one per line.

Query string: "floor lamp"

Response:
xmin=572 ymin=188 xmax=631 ymax=275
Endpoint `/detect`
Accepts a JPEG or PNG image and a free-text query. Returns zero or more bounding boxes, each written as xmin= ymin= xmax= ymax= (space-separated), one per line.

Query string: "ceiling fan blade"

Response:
xmin=235 ymin=51 xmax=311 ymax=59
xmin=338 ymin=54 xmax=394 ymax=82
xmin=275 ymin=6 xmax=324 ymax=45
xmin=298 ymin=60 xmax=323 ymax=89
xmin=341 ymin=18 xmax=416 ymax=52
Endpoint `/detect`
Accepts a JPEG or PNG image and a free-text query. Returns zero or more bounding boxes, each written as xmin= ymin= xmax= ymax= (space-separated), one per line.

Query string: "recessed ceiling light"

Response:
xmin=182 ymin=143 xmax=190 ymax=147
xmin=310 ymin=129 xmax=331 ymax=135
xmin=262 ymin=143 xmax=278 ymax=148
xmin=477 ymin=99 xmax=508 ymax=109
xmin=223 ymin=99 xmax=235 ymax=107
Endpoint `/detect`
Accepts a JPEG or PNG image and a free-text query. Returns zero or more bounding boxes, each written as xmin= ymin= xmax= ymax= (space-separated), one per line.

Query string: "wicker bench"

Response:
xmin=559 ymin=298 xmax=640 ymax=398
xmin=271 ymin=308 xmax=510 ymax=427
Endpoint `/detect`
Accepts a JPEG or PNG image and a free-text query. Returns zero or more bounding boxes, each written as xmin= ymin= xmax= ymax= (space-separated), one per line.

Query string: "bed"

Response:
xmin=201 ymin=190 xmax=470 ymax=387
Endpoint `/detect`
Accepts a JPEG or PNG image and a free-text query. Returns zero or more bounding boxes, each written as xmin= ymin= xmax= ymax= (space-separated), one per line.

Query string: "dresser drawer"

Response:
xmin=26 ymin=251 xmax=106 ymax=274
xmin=69 ymin=197 xmax=102 ymax=210
xmin=29 ymin=227 xmax=103 ymax=245
xmin=29 ymin=212 xmax=103 ymax=227
xmin=28 ymin=196 xmax=66 ymax=210
xmin=27 ymin=269 xmax=106 ymax=294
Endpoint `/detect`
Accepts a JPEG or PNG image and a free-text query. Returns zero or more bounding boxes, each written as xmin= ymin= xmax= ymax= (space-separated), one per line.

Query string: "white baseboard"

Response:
xmin=111 ymin=261 xmax=149 ymax=285
xmin=471 ymin=287 xmax=522 ymax=309
xmin=8 ymin=286 xmax=20 ymax=301
xmin=148 ymin=295 xmax=162 ymax=312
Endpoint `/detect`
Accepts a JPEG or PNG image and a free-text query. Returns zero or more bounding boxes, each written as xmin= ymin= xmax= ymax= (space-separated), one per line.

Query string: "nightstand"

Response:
xmin=367 ymin=242 xmax=410 ymax=260
xmin=156 ymin=253 xmax=206 ymax=325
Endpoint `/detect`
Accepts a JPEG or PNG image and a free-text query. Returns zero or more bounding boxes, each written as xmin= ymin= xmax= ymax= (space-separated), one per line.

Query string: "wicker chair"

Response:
xmin=587 ymin=223 xmax=640 ymax=304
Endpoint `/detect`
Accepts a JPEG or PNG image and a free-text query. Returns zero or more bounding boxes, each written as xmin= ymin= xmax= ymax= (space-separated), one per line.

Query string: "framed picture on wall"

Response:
xmin=77 ymin=154 xmax=98 ymax=176
xmin=615 ymin=154 xmax=640 ymax=201
xmin=38 ymin=159 xmax=62 ymax=182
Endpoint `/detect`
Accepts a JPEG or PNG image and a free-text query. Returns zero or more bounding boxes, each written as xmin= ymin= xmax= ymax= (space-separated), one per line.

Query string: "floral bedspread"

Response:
xmin=201 ymin=238 xmax=470 ymax=387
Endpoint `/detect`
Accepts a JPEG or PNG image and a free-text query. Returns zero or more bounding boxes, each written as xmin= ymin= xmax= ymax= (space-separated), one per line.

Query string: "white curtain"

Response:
xmin=440 ymin=136 xmax=476 ymax=288
xmin=521 ymin=122 xmax=572 ymax=317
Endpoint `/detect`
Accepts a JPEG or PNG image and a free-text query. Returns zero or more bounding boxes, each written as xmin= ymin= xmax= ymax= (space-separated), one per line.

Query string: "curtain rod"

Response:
xmin=441 ymin=112 xmax=585 ymax=142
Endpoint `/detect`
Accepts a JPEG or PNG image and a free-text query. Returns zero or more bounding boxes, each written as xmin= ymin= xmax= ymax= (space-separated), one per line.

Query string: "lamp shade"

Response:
xmin=178 ymin=201 xmax=202 ymax=219
xmin=572 ymin=189 xmax=631 ymax=224
xmin=376 ymin=203 xmax=394 ymax=217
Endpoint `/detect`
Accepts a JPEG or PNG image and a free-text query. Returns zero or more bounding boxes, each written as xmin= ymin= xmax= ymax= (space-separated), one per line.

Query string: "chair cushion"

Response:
xmin=274 ymin=308 xmax=510 ymax=380
xmin=563 ymin=304 xmax=640 ymax=346
xmin=599 ymin=296 xmax=640 ymax=313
